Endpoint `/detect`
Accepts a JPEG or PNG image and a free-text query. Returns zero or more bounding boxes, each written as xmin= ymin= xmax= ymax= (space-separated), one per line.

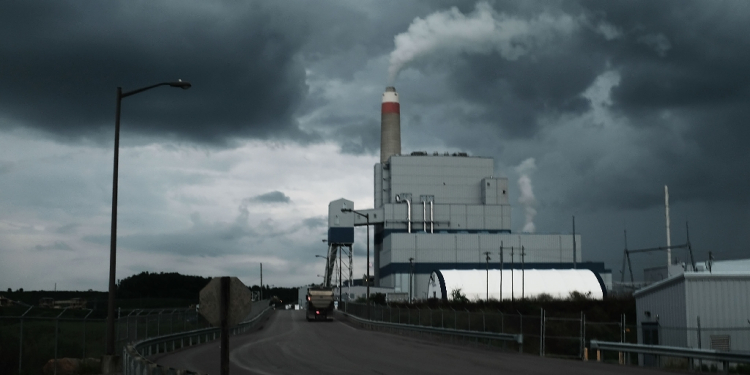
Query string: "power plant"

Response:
xmin=325 ymin=87 xmax=610 ymax=301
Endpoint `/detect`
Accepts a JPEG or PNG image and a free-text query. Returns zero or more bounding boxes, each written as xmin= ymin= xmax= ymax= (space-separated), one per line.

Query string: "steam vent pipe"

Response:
xmin=381 ymin=86 xmax=401 ymax=164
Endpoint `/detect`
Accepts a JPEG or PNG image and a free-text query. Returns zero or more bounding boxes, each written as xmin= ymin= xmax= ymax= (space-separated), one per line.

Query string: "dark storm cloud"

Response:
xmin=335 ymin=119 xmax=380 ymax=155
xmin=403 ymin=1 xmax=750 ymax=211
xmin=0 ymin=1 xmax=312 ymax=145
xmin=250 ymin=191 xmax=291 ymax=204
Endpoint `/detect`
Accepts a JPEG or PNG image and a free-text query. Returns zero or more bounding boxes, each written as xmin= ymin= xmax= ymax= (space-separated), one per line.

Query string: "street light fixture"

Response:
xmin=341 ymin=208 xmax=370 ymax=319
xmin=106 ymin=80 xmax=191 ymax=356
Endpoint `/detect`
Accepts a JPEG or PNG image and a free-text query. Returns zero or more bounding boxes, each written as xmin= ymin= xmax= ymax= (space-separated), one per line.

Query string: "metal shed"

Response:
xmin=634 ymin=271 xmax=750 ymax=361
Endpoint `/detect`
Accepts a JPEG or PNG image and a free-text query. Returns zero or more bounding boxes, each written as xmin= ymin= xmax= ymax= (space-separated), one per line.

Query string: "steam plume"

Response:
xmin=387 ymin=2 xmax=577 ymax=83
xmin=515 ymin=158 xmax=537 ymax=233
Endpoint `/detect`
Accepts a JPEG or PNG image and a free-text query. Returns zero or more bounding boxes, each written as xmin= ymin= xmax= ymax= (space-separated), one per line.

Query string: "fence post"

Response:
xmin=82 ymin=309 xmax=93 ymax=358
xmin=539 ymin=308 xmax=544 ymax=357
xmin=18 ymin=306 xmax=33 ymax=374
xmin=117 ymin=307 xmax=121 ymax=346
xmin=579 ymin=311 xmax=583 ymax=360
xmin=619 ymin=313 xmax=625 ymax=365
xmin=582 ymin=313 xmax=586 ymax=360
xmin=518 ymin=311 xmax=523 ymax=353
xmin=697 ymin=315 xmax=702 ymax=371
xmin=54 ymin=308 xmax=68 ymax=375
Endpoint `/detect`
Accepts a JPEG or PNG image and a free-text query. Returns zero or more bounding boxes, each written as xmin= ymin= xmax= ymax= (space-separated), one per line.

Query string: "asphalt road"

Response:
xmin=155 ymin=310 xmax=672 ymax=375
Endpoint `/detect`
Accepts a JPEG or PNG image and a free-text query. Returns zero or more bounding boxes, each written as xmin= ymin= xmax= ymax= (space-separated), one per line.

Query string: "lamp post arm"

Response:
xmin=120 ymin=81 xmax=190 ymax=99
xmin=120 ymin=83 xmax=168 ymax=98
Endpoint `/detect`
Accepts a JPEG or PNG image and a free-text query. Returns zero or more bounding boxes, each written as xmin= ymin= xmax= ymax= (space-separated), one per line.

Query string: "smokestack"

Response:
xmin=380 ymin=87 xmax=401 ymax=164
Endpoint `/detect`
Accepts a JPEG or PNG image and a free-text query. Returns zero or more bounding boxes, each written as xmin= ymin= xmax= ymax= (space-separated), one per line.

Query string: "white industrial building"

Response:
xmin=324 ymin=87 xmax=610 ymax=301
xmin=428 ymin=269 xmax=605 ymax=301
xmin=634 ymin=260 xmax=750 ymax=365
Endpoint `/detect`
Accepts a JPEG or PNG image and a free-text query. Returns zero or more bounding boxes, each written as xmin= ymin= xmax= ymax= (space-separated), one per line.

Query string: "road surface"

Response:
xmin=155 ymin=309 xmax=672 ymax=374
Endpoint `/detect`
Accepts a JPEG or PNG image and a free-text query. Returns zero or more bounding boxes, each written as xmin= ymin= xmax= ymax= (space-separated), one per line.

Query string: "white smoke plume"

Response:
xmin=387 ymin=2 xmax=577 ymax=83
xmin=515 ymin=158 xmax=537 ymax=233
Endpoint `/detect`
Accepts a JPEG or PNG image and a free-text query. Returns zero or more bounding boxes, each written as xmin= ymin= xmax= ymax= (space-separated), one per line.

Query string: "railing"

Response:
xmin=341 ymin=305 xmax=523 ymax=352
xmin=590 ymin=340 xmax=750 ymax=373
xmin=123 ymin=300 xmax=273 ymax=375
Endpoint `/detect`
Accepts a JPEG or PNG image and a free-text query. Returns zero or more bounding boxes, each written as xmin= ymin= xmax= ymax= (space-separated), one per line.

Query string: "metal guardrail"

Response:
xmin=123 ymin=301 xmax=273 ymax=375
xmin=590 ymin=340 xmax=750 ymax=371
xmin=341 ymin=310 xmax=524 ymax=352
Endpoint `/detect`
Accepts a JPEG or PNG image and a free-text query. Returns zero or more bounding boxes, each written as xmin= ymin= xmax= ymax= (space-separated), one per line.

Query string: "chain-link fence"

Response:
xmin=344 ymin=303 xmax=633 ymax=359
xmin=0 ymin=307 xmax=206 ymax=375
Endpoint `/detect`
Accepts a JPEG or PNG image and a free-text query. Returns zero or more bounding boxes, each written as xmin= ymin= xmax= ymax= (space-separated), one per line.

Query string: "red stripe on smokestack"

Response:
xmin=381 ymin=102 xmax=400 ymax=114
xmin=381 ymin=87 xmax=401 ymax=164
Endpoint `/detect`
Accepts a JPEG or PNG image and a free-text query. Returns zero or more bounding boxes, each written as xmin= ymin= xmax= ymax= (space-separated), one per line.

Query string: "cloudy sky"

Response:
xmin=2 ymin=1 xmax=748 ymax=291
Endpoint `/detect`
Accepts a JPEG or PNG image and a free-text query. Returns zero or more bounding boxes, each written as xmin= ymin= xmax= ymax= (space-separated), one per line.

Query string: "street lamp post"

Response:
xmin=341 ymin=208 xmax=369 ymax=319
xmin=106 ymin=80 xmax=191 ymax=356
xmin=409 ymin=257 xmax=414 ymax=303
xmin=484 ymin=252 xmax=491 ymax=301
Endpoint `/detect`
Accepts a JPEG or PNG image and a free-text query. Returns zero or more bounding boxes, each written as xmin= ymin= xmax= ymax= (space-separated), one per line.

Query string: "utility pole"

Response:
xmin=521 ymin=246 xmax=526 ymax=301
xmin=572 ymin=216 xmax=577 ymax=269
xmin=510 ymin=246 xmax=514 ymax=304
xmin=500 ymin=242 xmax=504 ymax=302
xmin=665 ymin=185 xmax=672 ymax=273
xmin=484 ymin=252 xmax=491 ymax=301
xmin=260 ymin=263 xmax=263 ymax=300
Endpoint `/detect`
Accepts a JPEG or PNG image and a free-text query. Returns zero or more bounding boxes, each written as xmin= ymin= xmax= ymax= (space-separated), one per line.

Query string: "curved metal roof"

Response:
xmin=428 ymin=269 xmax=604 ymax=301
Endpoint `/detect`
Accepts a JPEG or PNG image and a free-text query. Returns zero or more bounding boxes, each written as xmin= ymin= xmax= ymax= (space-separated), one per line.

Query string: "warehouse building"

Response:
xmin=634 ymin=260 xmax=750 ymax=365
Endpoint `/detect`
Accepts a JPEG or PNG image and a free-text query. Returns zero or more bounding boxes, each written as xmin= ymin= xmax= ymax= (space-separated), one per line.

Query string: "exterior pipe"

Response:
xmin=430 ymin=201 xmax=434 ymax=233
xmin=406 ymin=199 xmax=411 ymax=233
xmin=396 ymin=194 xmax=412 ymax=233
xmin=423 ymin=201 xmax=427 ymax=232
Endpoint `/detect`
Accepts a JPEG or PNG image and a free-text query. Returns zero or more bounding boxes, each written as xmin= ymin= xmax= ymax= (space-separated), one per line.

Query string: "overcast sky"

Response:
xmin=2 ymin=1 xmax=748 ymax=292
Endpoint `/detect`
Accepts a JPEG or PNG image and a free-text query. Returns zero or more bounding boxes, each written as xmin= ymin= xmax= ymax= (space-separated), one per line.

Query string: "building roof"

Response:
xmin=709 ymin=258 xmax=750 ymax=273
xmin=633 ymin=271 xmax=750 ymax=298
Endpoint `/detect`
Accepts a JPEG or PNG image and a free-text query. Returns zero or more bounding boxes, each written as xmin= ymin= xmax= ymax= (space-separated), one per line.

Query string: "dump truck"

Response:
xmin=306 ymin=287 xmax=334 ymax=321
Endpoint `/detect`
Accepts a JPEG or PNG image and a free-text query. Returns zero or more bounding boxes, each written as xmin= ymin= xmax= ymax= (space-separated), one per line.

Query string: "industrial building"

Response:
xmin=635 ymin=259 xmax=750 ymax=363
xmin=325 ymin=87 xmax=611 ymax=301
xmin=428 ymin=269 xmax=605 ymax=302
